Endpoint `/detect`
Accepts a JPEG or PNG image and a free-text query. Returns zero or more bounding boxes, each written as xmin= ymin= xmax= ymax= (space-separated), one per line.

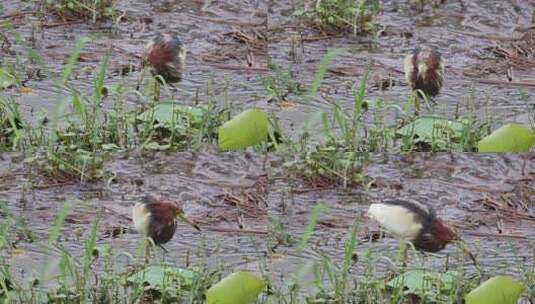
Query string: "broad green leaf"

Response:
xmin=0 ymin=68 xmax=15 ymax=90
xmin=477 ymin=123 xmax=535 ymax=152
xmin=397 ymin=116 xmax=466 ymax=142
xmin=206 ymin=271 xmax=266 ymax=304
xmin=137 ymin=102 xmax=206 ymax=126
xmin=218 ymin=109 xmax=268 ymax=151
xmin=387 ymin=270 xmax=457 ymax=296
xmin=127 ymin=264 xmax=196 ymax=290
xmin=465 ymin=276 xmax=525 ymax=304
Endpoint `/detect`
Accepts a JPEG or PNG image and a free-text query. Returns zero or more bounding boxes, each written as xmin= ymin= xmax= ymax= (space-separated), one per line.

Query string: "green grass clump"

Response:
xmin=294 ymin=0 xmax=381 ymax=35
xmin=0 ymin=97 xmax=23 ymax=150
xmin=262 ymin=63 xmax=304 ymax=104
xmin=40 ymin=0 xmax=116 ymax=21
xmin=286 ymin=151 xmax=369 ymax=188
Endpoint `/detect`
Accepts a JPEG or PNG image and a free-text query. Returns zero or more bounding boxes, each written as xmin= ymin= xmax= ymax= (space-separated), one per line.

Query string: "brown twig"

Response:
xmin=450 ymin=30 xmax=522 ymax=42
xmin=42 ymin=20 xmax=85 ymax=28
xmin=463 ymin=231 xmax=527 ymax=239
xmin=469 ymin=78 xmax=535 ymax=88
xmin=1 ymin=11 xmax=38 ymax=19
xmin=206 ymin=63 xmax=269 ymax=71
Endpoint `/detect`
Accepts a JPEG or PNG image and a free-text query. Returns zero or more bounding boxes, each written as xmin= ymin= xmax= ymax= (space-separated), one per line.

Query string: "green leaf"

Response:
xmin=102 ymin=143 xmax=120 ymax=151
xmin=218 ymin=109 xmax=268 ymax=151
xmin=477 ymin=123 xmax=535 ymax=152
xmin=397 ymin=116 xmax=467 ymax=142
xmin=71 ymin=93 xmax=85 ymax=117
xmin=62 ymin=37 xmax=91 ymax=84
xmin=137 ymin=102 xmax=207 ymax=126
xmin=465 ymin=276 xmax=525 ymax=304
xmin=298 ymin=203 xmax=326 ymax=252
xmin=127 ymin=264 xmax=196 ymax=290
xmin=0 ymin=68 xmax=16 ymax=90
xmin=387 ymin=270 xmax=457 ymax=296
xmin=306 ymin=49 xmax=344 ymax=102
xmin=94 ymin=53 xmax=109 ymax=103
xmin=206 ymin=271 xmax=266 ymax=304
xmin=47 ymin=203 xmax=72 ymax=245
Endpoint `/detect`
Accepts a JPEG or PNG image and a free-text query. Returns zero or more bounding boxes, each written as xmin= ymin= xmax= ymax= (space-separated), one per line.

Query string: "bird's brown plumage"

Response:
xmin=404 ymin=46 xmax=444 ymax=97
xmin=143 ymin=33 xmax=186 ymax=83
xmin=368 ymin=199 xmax=457 ymax=252
xmin=133 ymin=196 xmax=199 ymax=246
xmin=145 ymin=201 xmax=179 ymax=245
xmin=413 ymin=218 xmax=457 ymax=252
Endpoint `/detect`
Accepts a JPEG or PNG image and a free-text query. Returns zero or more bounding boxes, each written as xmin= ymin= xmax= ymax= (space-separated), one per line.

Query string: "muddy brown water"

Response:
xmin=1 ymin=0 xmax=535 ymax=300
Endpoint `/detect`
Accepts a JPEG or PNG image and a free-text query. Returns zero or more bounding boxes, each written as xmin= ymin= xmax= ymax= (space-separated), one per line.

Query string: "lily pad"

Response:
xmin=477 ymin=123 xmax=535 ymax=152
xmin=218 ymin=109 xmax=268 ymax=151
xmin=397 ymin=116 xmax=467 ymax=142
xmin=0 ymin=68 xmax=16 ymax=90
xmin=387 ymin=270 xmax=457 ymax=296
xmin=137 ymin=102 xmax=207 ymax=127
xmin=206 ymin=271 xmax=266 ymax=304
xmin=465 ymin=276 xmax=525 ymax=304
xmin=127 ymin=264 xmax=196 ymax=290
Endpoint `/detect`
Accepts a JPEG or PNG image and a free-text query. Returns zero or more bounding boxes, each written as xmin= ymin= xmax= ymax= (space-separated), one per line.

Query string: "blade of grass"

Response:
xmin=47 ymin=202 xmax=72 ymax=245
xmin=94 ymin=53 xmax=109 ymax=103
xmin=61 ymin=37 xmax=90 ymax=84
xmin=306 ymin=48 xmax=344 ymax=103
xmin=297 ymin=202 xmax=327 ymax=252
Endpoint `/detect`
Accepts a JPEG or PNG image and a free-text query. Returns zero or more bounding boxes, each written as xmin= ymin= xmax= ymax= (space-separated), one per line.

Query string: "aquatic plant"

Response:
xmin=40 ymin=0 xmax=116 ymax=22
xmin=293 ymin=0 xmax=382 ymax=35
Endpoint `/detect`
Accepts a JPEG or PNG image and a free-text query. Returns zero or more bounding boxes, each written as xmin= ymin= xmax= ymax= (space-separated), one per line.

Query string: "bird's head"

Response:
xmin=429 ymin=219 xmax=458 ymax=251
xmin=143 ymin=32 xmax=185 ymax=83
xmin=415 ymin=46 xmax=443 ymax=76
xmin=171 ymin=204 xmax=201 ymax=231
xmin=139 ymin=194 xmax=200 ymax=231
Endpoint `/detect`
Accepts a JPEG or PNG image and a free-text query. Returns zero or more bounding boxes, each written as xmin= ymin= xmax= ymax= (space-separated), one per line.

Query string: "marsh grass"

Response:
xmin=0 ymin=37 xmax=234 ymax=181
xmin=0 ymin=30 xmax=507 ymax=183
xmin=262 ymin=63 xmax=304 ymax=104
xmin=0 ymin=201 xmax=232 ymax=303
xmin=0 ymin=198 xmax=532 ymax=303
xmin=267 ymin=205 xmax=535 ymax=304
xmin=294 ymin=0 xmax=382 ymax=35
xmin=0 ymin=96 xmax=23 ymax=150
xmin=39 ymin=0 xmax=116 ymax=22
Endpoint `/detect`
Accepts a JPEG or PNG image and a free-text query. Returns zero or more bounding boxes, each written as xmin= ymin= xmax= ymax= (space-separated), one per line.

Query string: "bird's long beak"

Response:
xmin=455 ymin=239 xmax=478 ymax=267
xmin=176 ymin=212 xmax=201 ymax=231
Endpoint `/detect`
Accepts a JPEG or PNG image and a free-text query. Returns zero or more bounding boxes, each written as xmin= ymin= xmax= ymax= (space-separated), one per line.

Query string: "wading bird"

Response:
xmin=144 ymin=33 xmax=186 ymax=83
xmin=132 ymin=195 xmax=200 ymax=250
xmin=403 ymin=46 xmax=444 ymax=99
xmin=367 ymin=199 xmax=457 ymax=252
xmin=142 ymin=33 xmax=186 ymax=100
